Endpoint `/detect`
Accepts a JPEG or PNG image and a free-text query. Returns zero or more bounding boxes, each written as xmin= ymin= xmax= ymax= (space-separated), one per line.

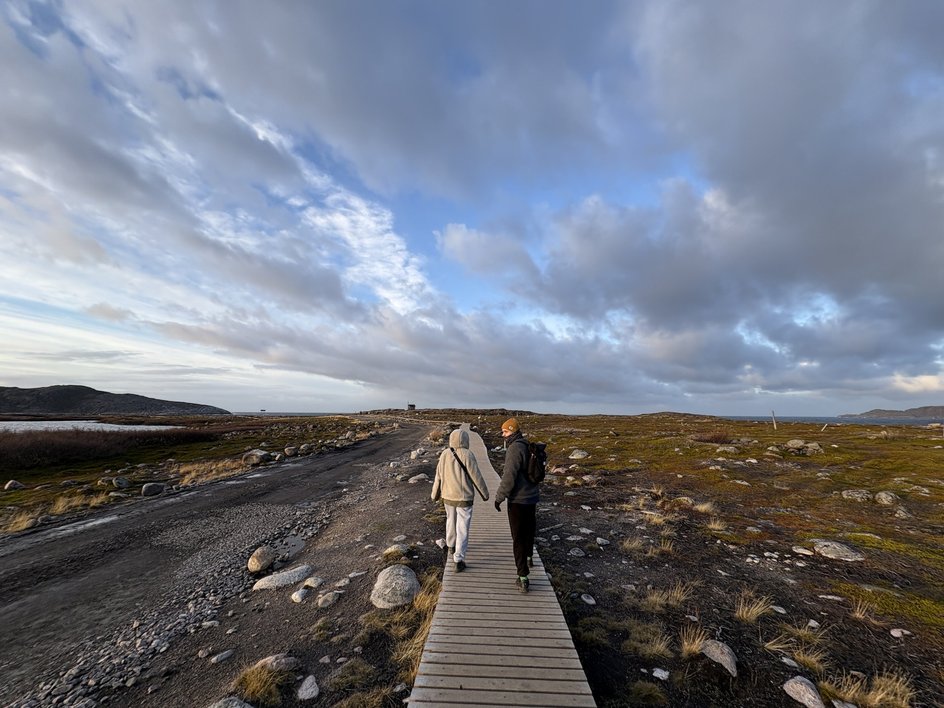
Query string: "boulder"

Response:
xmin=874 ymin=491 xmax=900 ymax=505
xmin=242 ymin=449 xmax=273 ymax=465
xmin=284 ymin=446 xmax=298 ymax=457
xmin=112 ymin=477 xmax=131 ymax=489
xmin=5 ymin=480 xmax=26 ymax=491
xmin=569 ymin=449 xmax=590 ymax=460
xmin=247 ymin=545 xmax=277 ymax=573
xmin=141 ymin=483 xmax=165 ymax=496
xmin=813 ymin=541 xmax=864 ymax=562
xmin=252 ymin=565 xmax=312 ymax=591
xmin=370 ymin=565 xmax=420 ymax=609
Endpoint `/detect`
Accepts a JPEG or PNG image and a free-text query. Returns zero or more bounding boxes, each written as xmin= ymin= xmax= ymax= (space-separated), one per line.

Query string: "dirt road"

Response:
xmin=0 ymin=423 xmax=425 ymax=705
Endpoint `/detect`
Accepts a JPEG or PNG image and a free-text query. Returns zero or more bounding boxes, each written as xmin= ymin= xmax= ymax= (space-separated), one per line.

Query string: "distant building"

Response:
xmin=407 ymin=403 xmax=416 ymax=411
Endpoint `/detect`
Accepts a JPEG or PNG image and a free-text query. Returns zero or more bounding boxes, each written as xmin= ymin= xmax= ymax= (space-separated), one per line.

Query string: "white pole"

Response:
xmin=771 ymin=410 xmax=777 ymax=431
xmin=821 ymin=423 xmax=828 ymax=432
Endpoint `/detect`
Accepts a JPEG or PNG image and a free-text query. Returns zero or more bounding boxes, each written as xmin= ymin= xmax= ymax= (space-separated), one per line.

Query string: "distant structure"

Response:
xmin=407 ymin=403 xmax=416 ymax=411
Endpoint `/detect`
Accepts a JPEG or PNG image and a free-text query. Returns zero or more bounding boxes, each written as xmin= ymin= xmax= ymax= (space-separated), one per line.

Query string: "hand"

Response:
xmin=494 ymin=500 xmax=502 ymax=512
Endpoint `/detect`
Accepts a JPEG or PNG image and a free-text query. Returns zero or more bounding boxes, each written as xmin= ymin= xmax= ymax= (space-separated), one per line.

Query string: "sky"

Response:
xmin=1 ymin=1 xmax=943 ymax=417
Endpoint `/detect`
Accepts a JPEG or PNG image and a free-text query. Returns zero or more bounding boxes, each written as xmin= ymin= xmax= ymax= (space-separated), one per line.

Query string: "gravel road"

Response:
xmin=0 ymin=423 xmax=424 ymax=706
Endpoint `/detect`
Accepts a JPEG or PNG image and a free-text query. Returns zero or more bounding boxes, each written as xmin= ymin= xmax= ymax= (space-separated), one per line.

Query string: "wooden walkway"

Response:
xmin=409 ymin=425 xmax=595 ymax=707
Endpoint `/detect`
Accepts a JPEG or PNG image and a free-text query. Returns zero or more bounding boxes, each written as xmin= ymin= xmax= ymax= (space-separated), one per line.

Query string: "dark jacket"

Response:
xmin=495 ymin=431 xmax=539 ymax=505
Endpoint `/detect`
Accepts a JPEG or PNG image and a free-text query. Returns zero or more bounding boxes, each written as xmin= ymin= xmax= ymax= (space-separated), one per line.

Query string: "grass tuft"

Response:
xmin=626 ymin=680 xmax=668 ymax=705
xmin=734 ymin=590 xmax=774 ymax=623
xmin=326 ymin=658 xmax=376 ymax=693
xmin=3 ymin=509 xmax=42 ymax=533
xmin=232 ymin=663 xmax=293 ymax=707
xmin=620 ymin=537 xmax=644 ymax=554
xmin=792 ymin=647 xmax=829 ymax=675
xmin=679 ymin=624 xmax=709 ymax=659
xmin=693 ymin=501 xmax=716 ymax=514
xmin=179 ymin=457 xmax=245 ymax=485
xmin=705 ymin=517 xmax=727 ymax=532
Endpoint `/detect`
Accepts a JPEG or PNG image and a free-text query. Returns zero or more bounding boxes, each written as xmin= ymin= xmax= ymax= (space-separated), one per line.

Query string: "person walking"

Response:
xmin=493 ymin=417 xmax=539 ymax=593
xmin=432 ymin=428 xmax=489 ymax=572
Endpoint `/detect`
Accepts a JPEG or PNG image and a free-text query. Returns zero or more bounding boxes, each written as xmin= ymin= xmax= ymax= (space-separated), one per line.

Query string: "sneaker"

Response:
xmin=516 ymin=577 xmax=529 ymax=593
xmin=455 ymin=560 xmax=466 ymax=572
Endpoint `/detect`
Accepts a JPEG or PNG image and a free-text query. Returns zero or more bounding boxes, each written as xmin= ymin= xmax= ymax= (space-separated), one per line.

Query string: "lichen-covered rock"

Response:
xmin=783 ymin=676 xmax=825 ymax=707
xmin=700 ymin=639 xmax=737 ymax=677
xmin=252 ymin=565 xmax=312 ymax=590
xmin=370 ymin=565 xmax=420 ymax=609
xmin=247 ymin=545 xmax=277 ymax=573
xmin=814 ymin=541 xmax=865 ymax=562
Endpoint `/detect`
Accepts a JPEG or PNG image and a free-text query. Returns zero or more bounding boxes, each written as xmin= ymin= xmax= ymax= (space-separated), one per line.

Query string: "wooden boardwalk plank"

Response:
xmin=409 ymin=425 xmax=595 ymax=707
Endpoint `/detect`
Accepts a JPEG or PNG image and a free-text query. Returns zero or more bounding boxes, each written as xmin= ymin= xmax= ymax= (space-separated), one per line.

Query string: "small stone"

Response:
xmin=581 ymin=594 xmax=596 ymax=605
xmin=248 ymin=545 xmax=277 ymax=573
xmin=652 ymin=668 xmax=669 ymax=681
xmin=792 ymin=546 xmax=814 ymax=556
xmin=297 ymin=675 xmax=319 ymax=700
xmin=890 ymin=628 xmax=912 ymax=638
xmin=141 ymin=483 xmax=165 ymax=497
xmin=5 ymin=480 xmax=26 ymax=490
xmin=319 ymin=655 xmax=331 ymax=664
xmin=568 ymin=548 xmax=586 ymax=557
xmin=303 ymin=576 xmax=325 ymax=589
xmin=317 ymin=591 xmax=342 ymax=608
xmin=209 ymin=649 xmax=234 ymax=664
xmin=252 ymin=565 xmax=312 ymax=591
xmin=813 ymin=541 xmax=864 ymax=562
xmin=291 ymin=588 xmax=311 ymax=603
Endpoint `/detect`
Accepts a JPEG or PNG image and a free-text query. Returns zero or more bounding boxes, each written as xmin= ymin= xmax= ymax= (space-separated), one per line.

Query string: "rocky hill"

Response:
xmin=840 ymin=405 xmax=944 ymax=419
xmin=0 ymin=385 xmax=230 ymax=416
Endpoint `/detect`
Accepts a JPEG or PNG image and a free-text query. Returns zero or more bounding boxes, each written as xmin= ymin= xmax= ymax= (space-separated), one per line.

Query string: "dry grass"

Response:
xmin=391 ymin=567 xmax=441 ymax=682
xmin=763 ymin=632 xmax=795 ymax=654
xmin=850 ymin=598 xmax=884 ymax=626
xmin=626 ymin=680 xmax=668 ymax=705
xmin=620 ymin=537 xmax=644 ymax=554
xmin=679 ymin=624 xmax=709 ymax=658
xmin=734 ymin=590 xmax=774 ymax=623
xmin=621 ymin=619 xmax=673 ymax=659
xmin=3 ymin=508 xmax=41 ymax=533
xmin=820 ymin=669 xmax=914 ymax=707
xmin=179 ymin=457 xmax=245 ymax=485
xmin=325 ymin=658 xmax=376 ymax=693
xmin=863 ymin=670 xmax=916 ymax=707
xmin=793 ymin=647 xmax=829 ymax=675
xmin=705 ymin=517 xmax=727 ymax=531
xmin=693 ymin=501 xmax=716 ymax=514
xmin=331 ymin=687 xmax=396 ymax=708
xmin=665 ymin=580 xmax=697 ymax=606
xmin=646 ymin=512 xmax=669 ymax=526
xmin=232 ymin=663 xmax=294 ymax=707
xmin=640 ymin=589 xmax=670 ymax=613
xmin=782 ymin=621 xmax=827 ymax=644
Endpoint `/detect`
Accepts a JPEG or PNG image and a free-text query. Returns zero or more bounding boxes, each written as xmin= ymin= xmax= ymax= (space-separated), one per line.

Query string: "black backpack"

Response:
xmin=518 ymin=439 xmax=547 ymax=484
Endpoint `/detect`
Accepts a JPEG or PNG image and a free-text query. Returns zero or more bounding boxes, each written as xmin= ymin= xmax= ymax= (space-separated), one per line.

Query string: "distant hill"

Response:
xmin=0 ymin=385 xmax=231 ymax=416
xmin=840 ymin=405 xmax=944 ymax=419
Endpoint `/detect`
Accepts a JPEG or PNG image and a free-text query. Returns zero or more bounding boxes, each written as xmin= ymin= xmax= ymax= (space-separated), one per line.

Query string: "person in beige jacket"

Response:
xmin=431 ymin=428 xmax=489 ymax=572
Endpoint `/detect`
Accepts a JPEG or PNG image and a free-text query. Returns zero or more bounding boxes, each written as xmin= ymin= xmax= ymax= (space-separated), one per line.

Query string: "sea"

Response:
xmin=0 ymin=420 xmax=180 ymax=433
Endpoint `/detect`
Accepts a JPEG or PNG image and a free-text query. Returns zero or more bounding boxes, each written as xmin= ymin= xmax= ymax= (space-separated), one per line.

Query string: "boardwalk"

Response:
xmin=409 ymin=425 xmax=595 ymax=707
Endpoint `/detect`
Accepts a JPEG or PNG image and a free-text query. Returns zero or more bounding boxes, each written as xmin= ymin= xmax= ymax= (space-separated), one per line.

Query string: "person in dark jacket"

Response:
xmin=493 ymin=417 xmax=539 ymax=593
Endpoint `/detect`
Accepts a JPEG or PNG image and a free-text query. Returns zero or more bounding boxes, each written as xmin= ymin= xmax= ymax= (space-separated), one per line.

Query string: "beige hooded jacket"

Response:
xmin=431 ymin=429 xmax=489 ymax=507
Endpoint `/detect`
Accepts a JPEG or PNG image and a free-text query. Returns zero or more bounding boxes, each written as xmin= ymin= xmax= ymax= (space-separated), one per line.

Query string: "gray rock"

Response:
xmin=317 ymin=591 xmax=342 ymax=608
xmin=716 ymin=446 xmax=739 ymax=454
xmin=841 ymin=489 xmax=872 ymax=502
xmin=284 ymin=446 xmax=298 ymax=457
xmin=252 ymin=654 xmax=299 ymax=672
xmin=5 ymin=480 xmax=26 ymax=491
xmin=874 ymin=491 xmax=899 ymax=505
xmin=792 ymin=546 xmax=814 ymax=556
xmin=297 ymin=675 xmax=319 ymax=700
xmin=783 ymin=676 xmax=826 ymax=708
xmin=814 ymin=541 xmax=864 ymax=562
xmin=407 ymin=473 xmax=429 ymax=484
xmin=209 ymin=649 xmax=234 ymax=664
xmin=207 ymin=698 xmax=254 ymax=708
xmin=785 ymin=439 xmax=807 ymax=450
xmin=894 ymin=506 xmax=913 ymax=519
xmin=569 ymin=449 xmax=590 ymax=459
xmin=568 ymin=547 xmax=586 ymax=557
xmin=303 ymin=576 xmax=325 ymax=589
xmin=370 ymin=565 xmax=420 ymax=609
xmin=141 ymin=483 xmax=165 ymax=496
xmin=112 ymin=477 xmax=131 ymax=489
xmin=581 ymin=594 xmax=596 ymax=605
xmin=252 ymin=565 xmax=312 ymax=591
xmin=700 ymin=639 xmax=737 ymax=677
xmin=248 ymin=545 xmax=277 ymax=573
xmin=242 ymin=449 xmax=272 ymax=465
xmin=291 ymin=588 xmax=311 ymax=603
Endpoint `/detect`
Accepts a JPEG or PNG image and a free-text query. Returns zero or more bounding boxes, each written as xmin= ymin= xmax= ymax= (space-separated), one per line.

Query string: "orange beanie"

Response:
xmin=501 ymin=417 xmax=519 ymax=433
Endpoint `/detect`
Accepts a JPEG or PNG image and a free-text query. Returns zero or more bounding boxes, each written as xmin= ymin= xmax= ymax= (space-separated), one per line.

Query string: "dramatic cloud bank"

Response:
xmin=1 ymin=1 xmax=942 ymax=415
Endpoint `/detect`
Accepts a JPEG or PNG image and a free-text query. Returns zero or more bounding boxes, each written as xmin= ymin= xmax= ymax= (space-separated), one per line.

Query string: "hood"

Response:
xmin=448 ymin=428 xmax=469 ymax=449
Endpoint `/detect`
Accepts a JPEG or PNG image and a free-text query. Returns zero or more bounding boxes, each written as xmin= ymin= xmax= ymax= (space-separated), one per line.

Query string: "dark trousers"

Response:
xmin=507 ymin=503 xmax=537 ymax=577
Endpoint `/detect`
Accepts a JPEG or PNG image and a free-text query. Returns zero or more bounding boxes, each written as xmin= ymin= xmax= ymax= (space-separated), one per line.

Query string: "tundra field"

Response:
xmin=1 ymin=410 xmax=942 ymax=707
